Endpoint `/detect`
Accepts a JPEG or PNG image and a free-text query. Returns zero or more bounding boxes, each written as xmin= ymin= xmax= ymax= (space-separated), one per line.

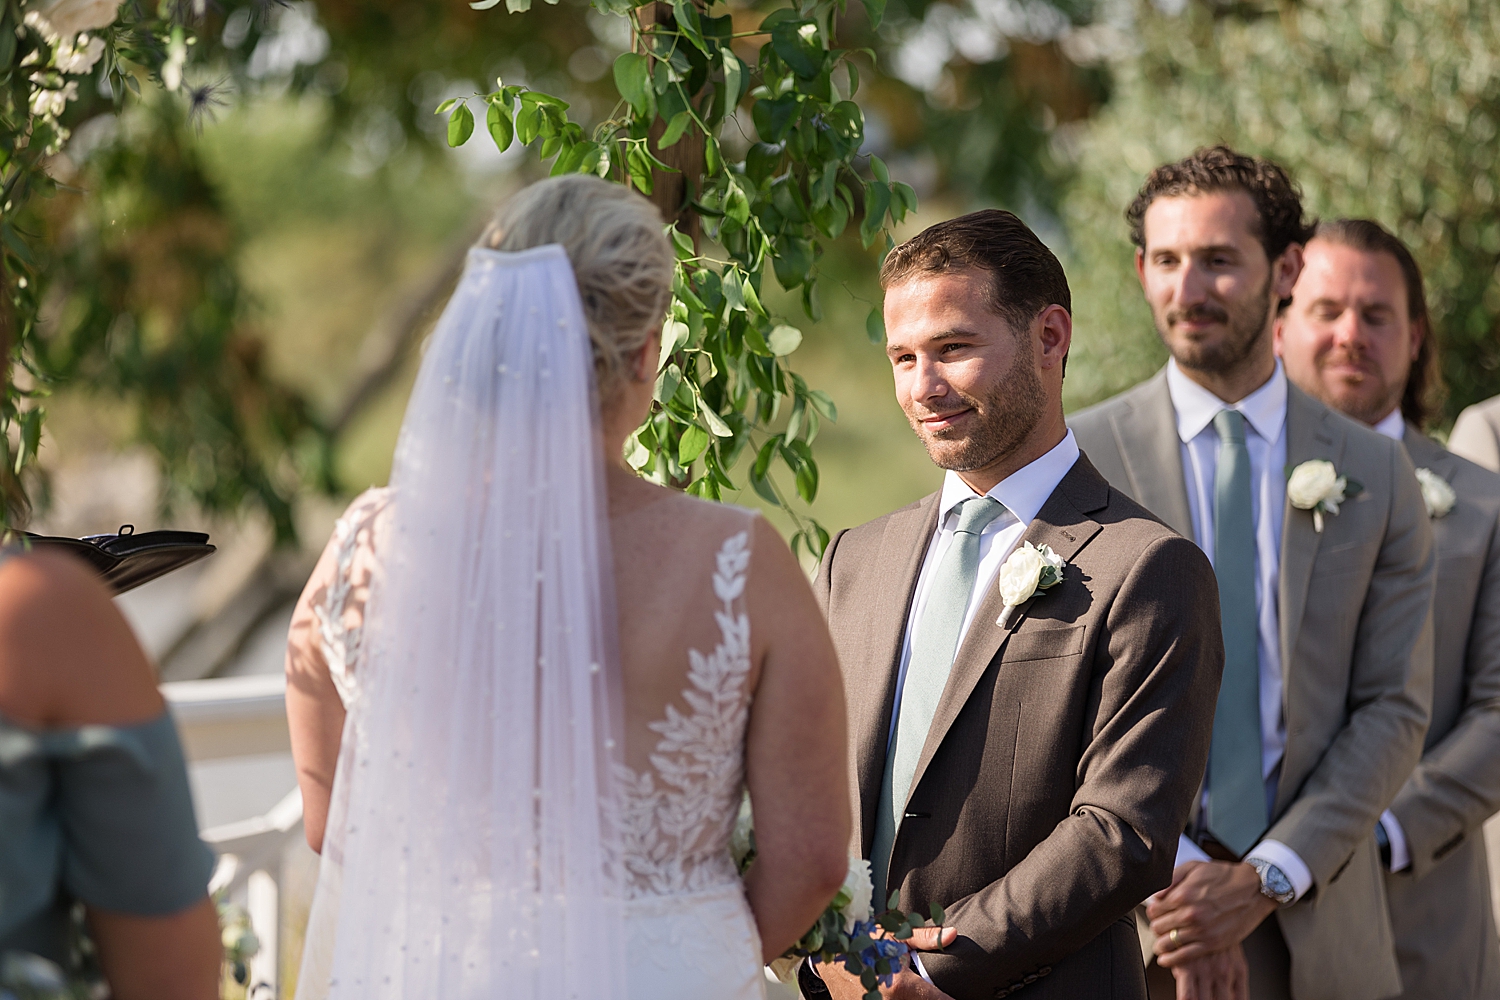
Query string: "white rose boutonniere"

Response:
xmin=1287 ymin=460 xmax=1362 ymax=533
xmin=1414 ymin=467 xmax=1457 ymax=519
xmin=995 ymin=541 xmax=1066 ymax=628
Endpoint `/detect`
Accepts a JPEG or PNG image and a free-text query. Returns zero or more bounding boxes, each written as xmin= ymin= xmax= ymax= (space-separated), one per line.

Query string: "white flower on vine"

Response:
xmin=53 ymin=33 xmax=105 ymax=75
xmin=28 ymin=79 xmax=77 ymax=119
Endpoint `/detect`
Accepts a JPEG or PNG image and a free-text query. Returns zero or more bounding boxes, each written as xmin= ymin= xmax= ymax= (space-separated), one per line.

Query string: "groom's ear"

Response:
xmin=1036 ymin=304 xmax=1072 ymax=376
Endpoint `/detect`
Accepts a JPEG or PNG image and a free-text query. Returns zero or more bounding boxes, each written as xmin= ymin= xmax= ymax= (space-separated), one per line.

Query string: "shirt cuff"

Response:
xmin=1379 ymin=809 xmax=1412 ymax=873
xmin=1175 ymin=833 xmax=1212 ymax=867
xmin=912 ymin=953 xmax=934 ymax=984
xmin=1244 ymin=839 xmax=1314 ymax=902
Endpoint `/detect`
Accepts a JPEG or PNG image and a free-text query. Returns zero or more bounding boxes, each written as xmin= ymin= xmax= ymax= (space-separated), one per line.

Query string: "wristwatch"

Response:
xmin=1249 ymin=858 xmax=1296 ymax=906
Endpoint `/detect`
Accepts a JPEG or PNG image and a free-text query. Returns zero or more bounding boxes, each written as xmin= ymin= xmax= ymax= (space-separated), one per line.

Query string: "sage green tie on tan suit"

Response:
xmin=872 ymin=495 xmax=1008 ymax=907
xmin=1207 ymin=409 xmax=1268 ymax=857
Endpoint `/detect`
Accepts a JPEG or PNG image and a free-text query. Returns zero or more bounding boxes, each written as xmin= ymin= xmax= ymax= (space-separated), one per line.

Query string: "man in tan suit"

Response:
xmin=1069 ymin=148 xmax=1435 ymax=1000
xmin=807 ymin=210 xmax=1224 ymax=1000
xmin=1277 ymin=218 xmax=1500 ymax=999
xmin=1449 ymin=395 xmax=1500 ymax=471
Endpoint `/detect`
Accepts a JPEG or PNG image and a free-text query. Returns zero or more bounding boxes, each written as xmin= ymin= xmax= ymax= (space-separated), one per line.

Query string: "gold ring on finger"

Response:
xmin=1169 ymin=928 xmax=1181 ymax=947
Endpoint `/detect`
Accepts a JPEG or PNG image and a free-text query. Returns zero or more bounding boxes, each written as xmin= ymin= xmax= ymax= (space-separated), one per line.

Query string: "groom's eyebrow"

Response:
xmin=886 ymin=328 xmax=983 ymax=358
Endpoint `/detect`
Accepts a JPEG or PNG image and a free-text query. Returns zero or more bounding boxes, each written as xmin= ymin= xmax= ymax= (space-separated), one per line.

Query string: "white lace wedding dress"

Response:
xmin=300 ymin=488 xmax=766 ymax=1000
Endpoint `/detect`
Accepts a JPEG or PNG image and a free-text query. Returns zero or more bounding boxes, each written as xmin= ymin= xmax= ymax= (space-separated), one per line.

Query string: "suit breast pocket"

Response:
xmin=1311 ymin=539 xmax=1377 ymax=580
xmin=1003 ymin=624 xmax=1087 ymax=662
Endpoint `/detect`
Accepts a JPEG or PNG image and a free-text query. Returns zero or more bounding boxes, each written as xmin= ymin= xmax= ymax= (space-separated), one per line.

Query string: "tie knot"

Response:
xmin=954 ymin=496 xmax=1007 ymax=536
xmin=1213 ymin=408 xmax=1247 ymax=445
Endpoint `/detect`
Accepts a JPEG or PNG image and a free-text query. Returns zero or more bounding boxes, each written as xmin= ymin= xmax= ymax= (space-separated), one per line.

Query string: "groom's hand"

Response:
xmin=818 ymin=926 xmax=958 ymax=1000
xmin=1147 ymin=861 xmax=1276 ymax=966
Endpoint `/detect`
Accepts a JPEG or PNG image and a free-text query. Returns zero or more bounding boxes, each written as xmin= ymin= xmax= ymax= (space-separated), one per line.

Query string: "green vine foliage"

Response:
xmin=446 ymin=0 xmax=916 ymax=560
xmin=0 ymin=0 xmax=332 ymax=540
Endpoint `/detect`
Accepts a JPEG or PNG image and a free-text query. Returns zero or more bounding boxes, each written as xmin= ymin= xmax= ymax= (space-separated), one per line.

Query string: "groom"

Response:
xmin=809 ymin=210 xmax=1225 ymax=1000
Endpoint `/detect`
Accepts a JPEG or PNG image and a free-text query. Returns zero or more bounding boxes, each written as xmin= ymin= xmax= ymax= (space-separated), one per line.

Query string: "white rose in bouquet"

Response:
xmin=839 ymin=857 xmax=873 ymax=932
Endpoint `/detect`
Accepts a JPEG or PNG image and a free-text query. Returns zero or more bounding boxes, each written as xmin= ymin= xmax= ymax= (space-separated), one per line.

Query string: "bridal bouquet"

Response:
xmin=732 ymin=794 xmax=945 ymax=1000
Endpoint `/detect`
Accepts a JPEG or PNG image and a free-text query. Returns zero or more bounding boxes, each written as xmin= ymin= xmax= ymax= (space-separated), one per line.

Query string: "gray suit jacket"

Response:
xmin=1384 ymin=428 xmax=1500 ymax=999
xmin=1069 ymin=369 xmax=1436 ymax=1000
xmin=815 ymin=455 xmax=1224 ymax=1000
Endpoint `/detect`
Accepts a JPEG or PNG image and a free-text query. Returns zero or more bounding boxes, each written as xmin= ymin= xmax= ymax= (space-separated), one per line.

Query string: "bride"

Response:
xmin=283 ymin=175 xmax=852 ymax=999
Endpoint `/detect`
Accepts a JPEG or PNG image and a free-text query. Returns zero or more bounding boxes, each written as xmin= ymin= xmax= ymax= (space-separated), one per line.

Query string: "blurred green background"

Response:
xmin=32 ymin=0 xmax=1500 ymax=546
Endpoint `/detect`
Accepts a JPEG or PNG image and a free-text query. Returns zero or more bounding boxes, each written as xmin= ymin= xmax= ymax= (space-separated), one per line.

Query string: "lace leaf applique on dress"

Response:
xmin=313 ymin=488 xmax=390 ymax=709
xmin=618 ymin=529 xmax=755 ymax=899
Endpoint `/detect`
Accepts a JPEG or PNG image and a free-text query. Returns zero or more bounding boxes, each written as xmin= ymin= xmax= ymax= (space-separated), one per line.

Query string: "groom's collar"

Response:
xmin=937 ymin=430 xmax=1081 ymax=529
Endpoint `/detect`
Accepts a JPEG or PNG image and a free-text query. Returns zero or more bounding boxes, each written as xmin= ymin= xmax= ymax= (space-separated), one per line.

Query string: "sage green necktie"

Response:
xmin=871 ymin=495 xmax=1008 ymax=907
xmin=1206 ymin=409 xmax=1267 ymax=857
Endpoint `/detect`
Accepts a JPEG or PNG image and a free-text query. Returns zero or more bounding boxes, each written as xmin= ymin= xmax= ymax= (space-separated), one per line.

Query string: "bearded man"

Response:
xmin=1277 ymin=219 xmax=1500 ymax=1000
xmin=807 ymin=209 xmax=1224 ymax=1000
xmin=1070 ymin=148 xmax=1435 ymax=1000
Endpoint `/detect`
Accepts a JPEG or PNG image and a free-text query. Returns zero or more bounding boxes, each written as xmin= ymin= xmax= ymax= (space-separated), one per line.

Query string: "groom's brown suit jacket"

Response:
xmin=814 ymin=455 xmax=1224 ymax=1000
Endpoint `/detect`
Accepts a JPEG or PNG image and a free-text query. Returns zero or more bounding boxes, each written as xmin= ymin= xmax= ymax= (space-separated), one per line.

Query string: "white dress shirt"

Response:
xmin=1371 ymin=406 xmax=1413 ymax=873
xmin=888 ymin=431 xmax=1082 ymax=745
xmin=892 ymin=431 xmax=1080 ymax=984
xmin=1164 ymin=360 xmax=1313 ymax=900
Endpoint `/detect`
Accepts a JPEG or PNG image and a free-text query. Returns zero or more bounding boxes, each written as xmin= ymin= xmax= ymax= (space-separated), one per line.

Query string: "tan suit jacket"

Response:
xmin=1069 ymin=371 xmax=1436 ymax=1000
xmin=1384 ymin=428 xmax=1500 ymax=998
xmin=1448 ymin=394 xmax=1500 ymax=471
xmin=815 ymin=455 xmax=1224 ymax=1000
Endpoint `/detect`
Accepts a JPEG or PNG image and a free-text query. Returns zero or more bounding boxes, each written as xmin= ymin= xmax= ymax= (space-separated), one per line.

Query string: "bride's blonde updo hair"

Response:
xmin=479 ymin=175 xmax=674 ymax=402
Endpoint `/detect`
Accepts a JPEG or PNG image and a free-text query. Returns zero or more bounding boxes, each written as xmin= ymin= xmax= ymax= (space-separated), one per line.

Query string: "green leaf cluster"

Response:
xmin=447 ymin=0 xmax=916 ymax=559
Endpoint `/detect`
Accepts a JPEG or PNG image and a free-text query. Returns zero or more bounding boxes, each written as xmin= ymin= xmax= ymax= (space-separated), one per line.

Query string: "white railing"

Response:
xmin=165 ymin=674 xmax=301 ymax=999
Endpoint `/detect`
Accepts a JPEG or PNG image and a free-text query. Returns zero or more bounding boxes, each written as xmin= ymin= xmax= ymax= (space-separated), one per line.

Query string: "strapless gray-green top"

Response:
xmin=0 ymin=709 xmax=216 ymax=965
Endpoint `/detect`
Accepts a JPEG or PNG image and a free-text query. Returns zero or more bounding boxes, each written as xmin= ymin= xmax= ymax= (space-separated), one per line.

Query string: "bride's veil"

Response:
xmin=322 ymin=242 xmax=628 ymax=998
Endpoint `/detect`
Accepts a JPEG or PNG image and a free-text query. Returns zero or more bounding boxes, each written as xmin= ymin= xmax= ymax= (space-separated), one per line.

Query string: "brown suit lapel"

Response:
xmin=904 ymin=456 xmax=1108 ymax=809
xmin=1111 ymin=369 xmax=1194 ymax=538
xmin=851 ymin=492 xmax=941 ymax=851
xmin=1278 ymin=384 xmax=1346 ymax=682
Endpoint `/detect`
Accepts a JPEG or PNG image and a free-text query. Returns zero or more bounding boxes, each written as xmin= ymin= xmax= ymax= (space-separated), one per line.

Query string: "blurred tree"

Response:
xmin=1059 ymin=0 xmax=1500 ymax=420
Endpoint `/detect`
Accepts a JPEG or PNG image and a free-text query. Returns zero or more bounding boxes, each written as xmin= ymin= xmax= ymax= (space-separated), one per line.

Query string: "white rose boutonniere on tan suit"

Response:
xmin=1287 ymin=459 xmax=1362 ymax=532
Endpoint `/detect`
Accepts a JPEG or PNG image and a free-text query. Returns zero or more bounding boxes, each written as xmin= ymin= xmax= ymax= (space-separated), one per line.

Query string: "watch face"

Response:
xmin=1263 ymin=865 xmax=1293 ymax=902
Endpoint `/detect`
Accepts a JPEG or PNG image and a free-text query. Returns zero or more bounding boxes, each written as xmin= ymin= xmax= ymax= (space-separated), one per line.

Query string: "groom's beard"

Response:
xmin=909 ymin=343 xmax=1047 ymax=474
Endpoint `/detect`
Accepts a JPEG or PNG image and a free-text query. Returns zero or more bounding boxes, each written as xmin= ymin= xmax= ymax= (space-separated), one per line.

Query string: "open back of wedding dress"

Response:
xmin=296 ymin=245 xmax=764 ymax=1000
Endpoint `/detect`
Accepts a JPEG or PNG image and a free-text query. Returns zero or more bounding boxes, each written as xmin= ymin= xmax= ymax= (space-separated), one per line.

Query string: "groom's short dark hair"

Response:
xmin=880 ymin=209 xmax=1071 ymax=333
xmin=1127 ymin=145 xmax=1313 ymax=263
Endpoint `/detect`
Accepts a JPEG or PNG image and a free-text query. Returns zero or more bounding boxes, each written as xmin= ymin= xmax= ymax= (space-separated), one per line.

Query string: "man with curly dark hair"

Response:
xmin=1071 ymin=147 xmax=1435 ymax=1000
